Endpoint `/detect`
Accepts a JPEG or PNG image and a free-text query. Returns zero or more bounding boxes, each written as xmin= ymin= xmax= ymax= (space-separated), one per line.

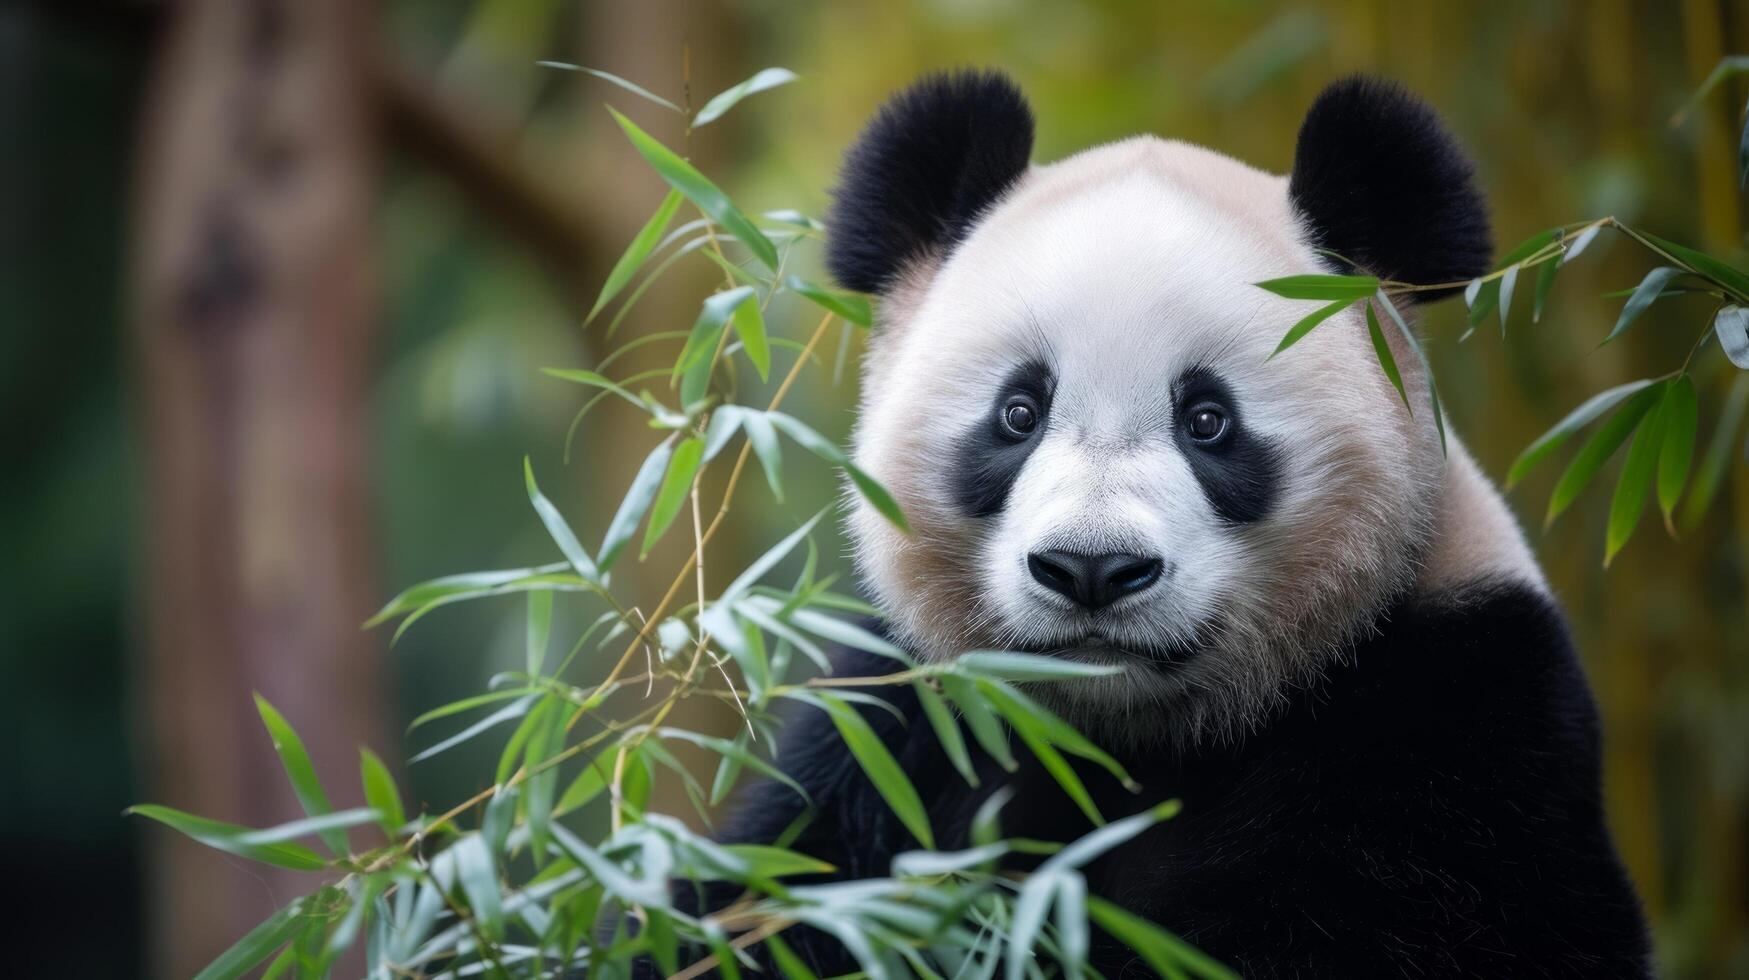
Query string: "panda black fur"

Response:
xmin=677 ymin=73 xmax=1651 ymax=977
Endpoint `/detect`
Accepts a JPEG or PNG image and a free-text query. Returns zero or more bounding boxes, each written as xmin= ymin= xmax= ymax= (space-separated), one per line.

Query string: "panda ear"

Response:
xmin=827 ymin=70 xmax=1035 ymax=295
xmin=1288 ymin=77 xmax=1491 ymax=302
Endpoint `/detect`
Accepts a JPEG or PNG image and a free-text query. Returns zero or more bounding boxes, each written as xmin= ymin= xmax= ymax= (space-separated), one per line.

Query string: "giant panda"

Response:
xmin=700 ymin=72 xmax=1653 ymax=977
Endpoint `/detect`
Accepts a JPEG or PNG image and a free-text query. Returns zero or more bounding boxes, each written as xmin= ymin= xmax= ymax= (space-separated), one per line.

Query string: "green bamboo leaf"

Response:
xmin=676 ymin=286 xmax=757 ymax=382
xmin=554 ymin=752 xmax=616 ymax=817
xmin=703 ymin=405 xmax=745 ymax=461
xmin=406 ymin=688 xmax=540 ymax=732
xmin=1640 ymin=231 xmax=1749 ymax=300
xmin=358 ymin=749 xmax=406 ymax=837
xmin=1374 ymin=292 xmax=1445 ymax=454
xmin=409 ymin=695 xmax=535 ymax=764
xmin=525 ymin=458 xmax=602 ymax=584
xmin=1497 ymin=263 xmax=1519 ymax=335
xmin=978 ymin=679 xmax=1136 ymax=790
xmin=1013 ymin=724 xmax=1103 ymax=825
xmin=733 ymin=291 xmax=771 ymax=381
xmin=125 ymin=805 xmax=328 ymax=871
xmin=1606 ymin=399 xmax=1663 ymax=566
xmin=741 ymin=410 xmax=785 ymax=502
xmin=654 ymin=727 xmax=809 ymax=805
xmin=608 ymin=107 xmax=779 ymax=270
xmin=721 ymin=511 xmax=825 ymax=605
xmin=720 ymin=843 xmax=835 ymax=878
xmin=1087 ymin=895 xmax=1240 ymax=980
xmin=193 ymin=896 xmax=312 ymax=980
xmin=234 ymin=808 xmax=383 ymax=847
xmin=1055 ymin=871 xmax=1090 ymax=978
xmin=366 ymin=562 xmax=572 ymax=627
xmin=536 ymin=62 xmax=682 ymax=112
xmin=1531 ymin=258 xmax=1560 ymax=323
xmin=766 ymin=411 xmax=911 ymax=532
xmin=914 ymin=681 xmax=978 ymax=787
xmin=1006 ymin=870 xmax=1060 ymax=980
xmin=784 ymin=275 xmax=873 ymax=327
xmin=954 ymin=651 xmax=1122 ymax=682
xmin=1562 ymin=224 xmax=1605 ymax=266
xmin=588 ymin=189 xmax=684 ymax=323
xmin=599 ymin=437 xmax=675 ymax=571
xmin=527 ymin=589 xmax=552 ymax=677
xmin=815 ymin=691 xmax=933 ymax=847
xmin=1508 ymin=378 xmax=1662 ymax=487
xmin=1716 ymin=305 xmax=1749 ymax=369
xmin=1600 ymin=267 xmax=1683 ymax=346
xmin=452 ymin=834 xmax=504 ymax=941
xmin=641 ymin=436 xmax=705 ymax=558
xmin=254 ymin=695 xmax=346 ymax=854
xmin=765 ymin=933 xmax=820 ymax=980
xmin=1253 ymin=274 xmax=1378 ymax=300
xmin=1364 ymin=301 xmax=1409 ymax=412
xmin=1546 ymin=384 xmax=1664 ymax=526
xmin=785 ymin=605 xmax=912 ymax=663
xmin=1267 ymin=298 xmax=1350 ymax=359
xmin=701 ymin=245 xmax=770 ymax=289
xmin=1680 ymin=373 xmax=1749 ymax=531
xmin=940 ymin=674 xmax=1016 ymax=771
xmin=1657 ymin=376 xmax=1699 ymax=534
xmin=541 ymin=368 xmax=645 ymax=411
xmin=693 ymin=67 xmax=799 ymax=127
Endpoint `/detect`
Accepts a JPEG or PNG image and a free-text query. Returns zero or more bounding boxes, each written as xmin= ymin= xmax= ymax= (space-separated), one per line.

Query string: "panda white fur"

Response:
xmin=698 ymin=72 xmax=1651 ymax=977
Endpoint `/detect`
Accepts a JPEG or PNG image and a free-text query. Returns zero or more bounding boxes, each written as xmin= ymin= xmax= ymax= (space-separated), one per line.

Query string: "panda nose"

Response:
xmin=1027 ymin=550 xmax=1164 ymax=611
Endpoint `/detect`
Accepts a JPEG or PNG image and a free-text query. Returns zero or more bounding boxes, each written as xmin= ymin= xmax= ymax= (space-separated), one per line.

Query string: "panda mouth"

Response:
xmin=1020 ymin=630 xmax=1200 ymax=672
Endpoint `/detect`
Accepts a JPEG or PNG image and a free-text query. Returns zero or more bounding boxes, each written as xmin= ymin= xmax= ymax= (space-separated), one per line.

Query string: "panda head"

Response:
xmin=832 ymin=71 xmax=1491 ymax=744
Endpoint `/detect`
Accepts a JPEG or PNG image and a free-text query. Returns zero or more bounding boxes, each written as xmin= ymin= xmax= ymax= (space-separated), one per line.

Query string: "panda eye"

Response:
xmin=1185 ymin=403 xmax=1229 ymax=444
xmin=1000 ymin=396 xmax=1039 ymax=438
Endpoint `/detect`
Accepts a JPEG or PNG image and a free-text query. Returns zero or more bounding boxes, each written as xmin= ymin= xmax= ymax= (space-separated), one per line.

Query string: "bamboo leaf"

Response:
xmin=1374 ymin=292 xmax=1445 ymax=454
xmin=254 ymin=695 xmax=347 ymax=854
xmin=1657 ymin=376 xmax=1699 ymax=533
xmin=1680 ymin=373 xmax=1749 ymax=531
xmin=784 ymin=275 xmax=872 ymax=327
xmin=814 ymin=691 xmax=933 ymax=848
xmin=410 ymin=696 xmax=535 ymax=764
xmin=1640 ymin=232 xmax=1749 ymax=301
xmin=767 ymin=411 xmax=911 ymax=531
xmin=1086 ymin=895 xmax=1240 ymax=980
xmin=1716 ymin=305 xmax=1749 ymax=369
xmin=1601 ymin=267 xmax=1683 ymax=346
xmin=608 ymin=107 xmax=779 ymax=270
xmin=1364 ymin=301 xmax=1409 ymax=412
xmin=954 ymin=651 xmax=1122 ymax=682
xmin=721 ymin=511 xmax=825 ymax=605
xmin=641 ymin=436 xmax=705 ymax=558
xmin=914 ymin=681 xmax=978 ymax=787
xmin=741 ymin=410 xmax=785 ymax=502
xmin=733 ymin=290 xmax=771 ymax=381
xmin=720 ymin=844 xmax=835 ymax=878
xmin=193 ymin=896 xmax=312 ymax=980
xmin=694 ymin=67 xmax=799 ymax=126
xmin=599 ymin=437 xmax=675 ymax=571
xmin=588 ymin=189 xmax=684 ymax=323
xmin=359 ymin=748 xmax=406 ymax=837
xmin=541 ymin=368 xmax=645 ymax=410
xmin=125 ymin=805 xmax=327 ymax=871
xmin=1267 ymin=298 xmax=1350 ymax=359
xmin=1546 ymin=384 xmax=1664 ymax=526
xmin=1253 ymin=274 xmax=1378 ymax=300
xmin=453 ymin=834 xmax=504 ymax=942
xmin=1532 ymin=258 xmax=1560 ymax=323
xmin=1508 ymin=379 xmax=1662 ymax=487
xmin=537 ymin=62 xmax=683 ymax=112
xmin=527 ymin=589 xmax=552 ymax=677
xmin=1605 ymin=396 xmax=1662 ymax=565
xmin=941 ymin=674 xmax=1016 ymax=771
xmin=525 ymin=458 xmax=602 ymax=584
xmin=1497 ymin=263 xmax=1519 ymax=335
xmin=1562 ymin=224 xmax=1604 ymax=266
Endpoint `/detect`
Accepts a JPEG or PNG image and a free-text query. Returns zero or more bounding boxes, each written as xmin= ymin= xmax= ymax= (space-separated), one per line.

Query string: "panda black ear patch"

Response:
xmin=827 ymin=70 xmax=1035 ymax=294
xmin=1288 ymin=77 xmax=1491 ymax=302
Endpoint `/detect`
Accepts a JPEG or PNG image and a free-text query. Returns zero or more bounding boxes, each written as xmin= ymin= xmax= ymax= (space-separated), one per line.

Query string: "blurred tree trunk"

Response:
xmin=131 ymin=0 xmax=388 ymax=974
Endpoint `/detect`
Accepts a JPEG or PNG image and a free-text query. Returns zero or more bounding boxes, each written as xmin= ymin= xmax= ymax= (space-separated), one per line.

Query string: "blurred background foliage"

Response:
xmin=4 ymin=0 xmax=1748 ymax=975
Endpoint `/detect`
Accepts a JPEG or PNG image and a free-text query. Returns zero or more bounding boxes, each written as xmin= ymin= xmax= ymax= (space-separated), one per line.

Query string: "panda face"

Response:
xmin=832 ymin=75 xmax=1487 ymax=743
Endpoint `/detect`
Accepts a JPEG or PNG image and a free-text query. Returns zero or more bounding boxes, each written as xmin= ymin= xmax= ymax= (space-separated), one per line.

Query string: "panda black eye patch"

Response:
xmin=1172 ymin=367 xmax=1282 ymax=525
xmin=952 ymin=359 xmax=1054 ymax=518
